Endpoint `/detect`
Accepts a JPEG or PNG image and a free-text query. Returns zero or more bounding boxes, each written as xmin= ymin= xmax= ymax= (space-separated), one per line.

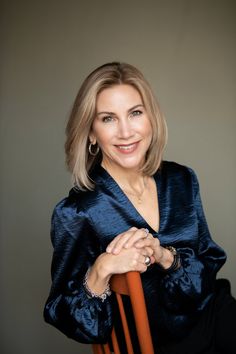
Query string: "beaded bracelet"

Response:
xmin=83 ymin=268 xmax=112 ymax=302
xmin=157 ymin=246 xmax=181 ymax=273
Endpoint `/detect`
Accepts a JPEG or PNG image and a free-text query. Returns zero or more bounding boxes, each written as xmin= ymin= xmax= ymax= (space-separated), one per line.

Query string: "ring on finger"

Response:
xmin=144 ymin=255 xmax=151 ymax=266
xmin=144 ymin=228 xmax=149 ymax=237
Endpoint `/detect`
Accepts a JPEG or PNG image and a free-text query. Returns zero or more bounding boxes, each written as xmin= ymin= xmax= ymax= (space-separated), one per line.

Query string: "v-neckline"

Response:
xmin=96 ymin=165 xmax=162 ymax=235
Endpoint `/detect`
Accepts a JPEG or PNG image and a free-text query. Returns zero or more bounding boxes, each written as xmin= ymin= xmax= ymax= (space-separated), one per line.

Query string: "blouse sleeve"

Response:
xmin=158 ymin=168 xmax=227 ymax=313
xmin=43 ymin=196 xmax=113 ymax=344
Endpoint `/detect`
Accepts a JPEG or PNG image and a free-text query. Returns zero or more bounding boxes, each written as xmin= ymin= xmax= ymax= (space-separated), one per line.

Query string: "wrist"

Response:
xmin=95 ymin=252 xmax=114 ymax=279
xmin=156 ymin=246 xmax=181 ymax=273
xmin=86 ymin=254 xmax=112 ymax=294
xmin=155 ymin=247 xmax=174 ymax=269
xmin=83 ymin=267 xmax=111 ymax=302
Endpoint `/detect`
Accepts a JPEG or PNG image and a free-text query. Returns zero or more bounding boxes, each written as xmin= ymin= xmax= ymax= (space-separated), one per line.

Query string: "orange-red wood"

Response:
xmin=103 ymin=343 xmax=111 ymax=354
xmin=126 ymin=272 xmax=154 ymax=354
xmin=92 ymin=344 xmax=104 ymax=354
xmin=110 ymin=327 xmax=121 ymax=354
xmin=92 ymin=271 xmax=154 ymax=354
xmin=116 ymin=293 xmax=134 ymax=354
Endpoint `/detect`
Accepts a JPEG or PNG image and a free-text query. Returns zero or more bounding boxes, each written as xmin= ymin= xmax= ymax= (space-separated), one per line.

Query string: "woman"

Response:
xmin=44 ymin=62 xmax=235 ymax=353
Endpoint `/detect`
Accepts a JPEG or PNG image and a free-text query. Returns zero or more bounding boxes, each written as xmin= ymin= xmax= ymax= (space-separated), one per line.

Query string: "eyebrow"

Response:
xmin=97 ymin=104 xmax=144 ymax=116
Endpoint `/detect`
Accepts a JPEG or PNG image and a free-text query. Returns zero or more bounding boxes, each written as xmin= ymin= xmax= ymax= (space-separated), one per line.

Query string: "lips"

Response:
xmin=115 ymin=142 xmax=139 ymax=154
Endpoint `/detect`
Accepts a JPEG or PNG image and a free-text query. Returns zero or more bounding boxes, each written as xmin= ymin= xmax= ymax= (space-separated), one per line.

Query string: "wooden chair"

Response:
xmin=92 ymin=271 xmax=154 ymax=354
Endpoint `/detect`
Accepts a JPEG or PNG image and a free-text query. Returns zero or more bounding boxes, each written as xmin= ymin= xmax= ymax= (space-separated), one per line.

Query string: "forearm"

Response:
xmin=86 ymin=253 xmax=112 ymax=295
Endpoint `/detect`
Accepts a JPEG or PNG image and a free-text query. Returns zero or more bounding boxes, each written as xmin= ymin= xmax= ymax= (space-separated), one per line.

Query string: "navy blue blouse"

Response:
xmin=44 ymin=161 xmax=226 ymax=345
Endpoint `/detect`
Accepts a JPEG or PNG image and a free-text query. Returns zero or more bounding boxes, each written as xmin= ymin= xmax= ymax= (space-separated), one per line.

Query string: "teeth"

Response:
xmin=117 ymin=144 xmax=135 ymax=150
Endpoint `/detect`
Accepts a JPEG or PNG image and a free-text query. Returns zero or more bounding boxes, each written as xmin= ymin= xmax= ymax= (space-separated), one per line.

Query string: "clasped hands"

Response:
xmin=104 ymin=227 xmax=168 ymax=274
xmin=88 ymin=227 xmax=174 ymax=295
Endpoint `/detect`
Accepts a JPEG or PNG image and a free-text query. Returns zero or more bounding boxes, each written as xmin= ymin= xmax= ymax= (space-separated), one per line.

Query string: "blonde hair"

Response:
xmin=65 ymin=62 xmax=167 ymax=190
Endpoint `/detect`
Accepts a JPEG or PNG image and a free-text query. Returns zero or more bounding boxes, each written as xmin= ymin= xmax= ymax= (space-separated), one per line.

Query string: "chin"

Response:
xmin=118 ymin=159 xmax=144 ymax=171
xmin=103 ymin=153 xmax=145 ymax=172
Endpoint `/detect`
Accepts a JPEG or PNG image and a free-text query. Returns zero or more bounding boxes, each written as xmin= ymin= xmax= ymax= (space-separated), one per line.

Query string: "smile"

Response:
xmin=115 ymin=142 xmax=139 ymax=153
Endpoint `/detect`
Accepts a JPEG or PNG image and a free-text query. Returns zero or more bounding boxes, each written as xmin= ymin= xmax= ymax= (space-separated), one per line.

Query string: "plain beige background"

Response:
xmin=1 ymin=1 xmax=235 ymax=354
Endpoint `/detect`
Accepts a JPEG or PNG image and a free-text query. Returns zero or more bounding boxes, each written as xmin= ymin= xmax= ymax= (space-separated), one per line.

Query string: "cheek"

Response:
xmin=92 ymin=125 xmax=114 ymax=146
xmin=141 ymin=118 xmax=153 ymax=137
xmin=143 ymin=121 xmax=153 ymax=146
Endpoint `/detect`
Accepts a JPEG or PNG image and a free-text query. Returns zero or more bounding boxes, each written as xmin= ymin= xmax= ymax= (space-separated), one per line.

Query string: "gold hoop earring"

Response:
xmin=89 ymin=142 xmax=100 ymax=156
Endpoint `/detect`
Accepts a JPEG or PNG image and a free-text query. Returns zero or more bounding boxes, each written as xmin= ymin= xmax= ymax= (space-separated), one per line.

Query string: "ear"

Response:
xmin=89 ymin=129 xmax=96 ymax=145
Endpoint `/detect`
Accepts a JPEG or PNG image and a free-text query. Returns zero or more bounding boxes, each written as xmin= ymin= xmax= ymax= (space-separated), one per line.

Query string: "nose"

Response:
xmin=117 ymin=119 xmax=134 ymax=139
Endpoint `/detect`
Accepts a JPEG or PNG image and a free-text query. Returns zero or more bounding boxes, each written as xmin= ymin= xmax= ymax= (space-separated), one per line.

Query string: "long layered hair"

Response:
xmin=65 ymin=62 xmax=167 ymax=190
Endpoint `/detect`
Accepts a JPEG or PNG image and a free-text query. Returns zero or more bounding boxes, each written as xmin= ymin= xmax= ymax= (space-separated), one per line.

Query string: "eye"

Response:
xmin=102 ymin=115 xmax=115 ymax=123
xmin=130 ymin=110 xmax=142 ymax=117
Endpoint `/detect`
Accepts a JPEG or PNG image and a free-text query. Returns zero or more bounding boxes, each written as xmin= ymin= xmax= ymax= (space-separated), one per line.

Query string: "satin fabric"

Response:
xmin=44 ymin=161 xmax=226 ymax=347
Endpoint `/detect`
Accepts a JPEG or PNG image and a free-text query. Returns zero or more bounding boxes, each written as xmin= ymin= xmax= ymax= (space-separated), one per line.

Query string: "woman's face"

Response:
xmin=90 ymin=84 xmax=153 ymax=173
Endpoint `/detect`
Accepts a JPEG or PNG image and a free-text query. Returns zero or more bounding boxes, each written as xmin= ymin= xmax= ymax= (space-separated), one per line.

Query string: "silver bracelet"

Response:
xmin=83 ymin=268 xmax=112 ymax=302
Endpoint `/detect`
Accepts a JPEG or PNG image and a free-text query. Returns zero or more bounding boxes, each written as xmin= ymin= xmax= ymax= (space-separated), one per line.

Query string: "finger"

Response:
xmin=137 ymin=263 xmax=148 ymax=273
xmin=106 ymin=227 xmax=136 ymax=253
xmin=135 ymin=236 xmax=160 ymax=249
xmin=112 ymin=247 xmax=149 ymax=274
xmin=150 ymin=255 xmax=155 ymax=264
xmin=128 ymin=249 xmax=151 ymax=273
xmin=123 ymin=228 xmax=149 ymax=249
xmin=137 ymin=254 xmax=152 ymax=272
xmin=106 ymin=229 xmax=138 ymax=254
xmin=131 ymin=256 xmax=147 ymax=273
xmin=111 ymin=227 xmax=140 ymax=254
xmin=138 ymin=246 xmax=154 ymax=258
xmin=112 ymin=232 xmax=138 ymax=254
xmin=143 ymin=246 xmax=154 ymax=257
xmin=134 ymin=238 xmax=154 ymax=249
xmin=106 ymin=234 xmax=122 ymax=253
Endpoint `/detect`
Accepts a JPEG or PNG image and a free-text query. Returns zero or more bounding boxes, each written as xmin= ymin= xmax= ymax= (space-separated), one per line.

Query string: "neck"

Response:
xmin=101 ymin=161 xmax=146 ymax=192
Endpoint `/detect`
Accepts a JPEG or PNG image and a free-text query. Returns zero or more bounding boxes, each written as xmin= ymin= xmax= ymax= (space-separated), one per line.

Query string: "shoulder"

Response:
xmin=51 ymin=188 xmax=93 ymax=236
xmin=52 ymin=188 xmax=88 ymax=221
xmin=50 ymin=188 xmax=97 ymax=248
xmin=51 ymin=164 xmax=111 ymax=228
xmin=159 ymin=161 xmax=197 ymax=181
xmin=159 ymin=160 xmax=194 ymax=176
xmin=51 ymin=177 xmax=105 ymax=229
xmin=157 ymin=161 xmax=199 ymax=195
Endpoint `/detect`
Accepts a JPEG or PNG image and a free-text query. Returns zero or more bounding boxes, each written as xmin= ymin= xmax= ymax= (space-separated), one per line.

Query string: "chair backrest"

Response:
xmin=92 ymin=271 xmax=154 ymax=354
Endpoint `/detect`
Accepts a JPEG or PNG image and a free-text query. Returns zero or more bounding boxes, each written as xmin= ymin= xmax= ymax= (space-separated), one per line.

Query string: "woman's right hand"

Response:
xmin=86 ymin=246 xmax=153 ymax=295
xmin=101 ymin=246 xmax=153 ymax=275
